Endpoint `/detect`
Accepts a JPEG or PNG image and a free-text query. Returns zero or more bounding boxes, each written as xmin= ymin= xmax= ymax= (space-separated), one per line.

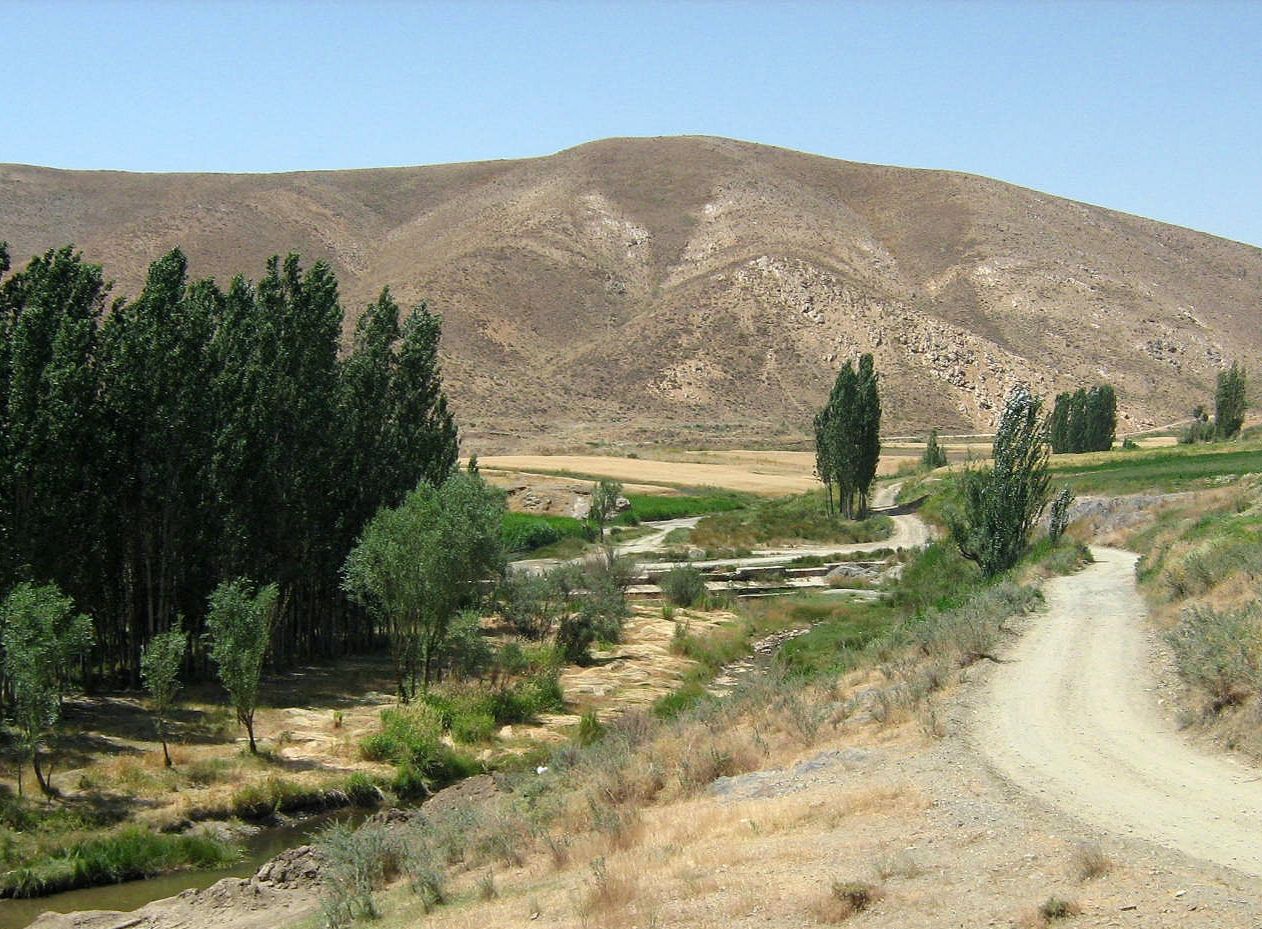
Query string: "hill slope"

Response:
xmin=3 ymin=136 xmax=1259 ymax=450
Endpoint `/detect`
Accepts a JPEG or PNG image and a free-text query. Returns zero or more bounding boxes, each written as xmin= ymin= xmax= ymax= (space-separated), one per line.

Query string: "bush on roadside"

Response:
xmin=1166 ymin=602 xmax=1262 ymax=711
xmin=658 ymin=565 xmax=708 ymax=608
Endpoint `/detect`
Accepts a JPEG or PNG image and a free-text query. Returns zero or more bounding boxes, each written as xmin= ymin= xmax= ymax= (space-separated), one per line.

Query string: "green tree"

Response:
xmin=140 ymin=622 xmax=187 ymax=767
xmin=1215 ymin=362 xmax=1248 ymax=439
xmin=587 ymin=479 xmax=623 ymax=540
xmin=0 ymin=582 xmax=93 ymax=795
xmin=921 ymin=429 xmax=948 ymax=470
xmin=816 ymin=354 xmax=882 ymax=519
xmin=205 ymin=578 xmax=278 ymax=754
xmin=343 ymin=472 xmax=504 ymax=701
xmin=949 ymin=385 xmax=1051 ymax=577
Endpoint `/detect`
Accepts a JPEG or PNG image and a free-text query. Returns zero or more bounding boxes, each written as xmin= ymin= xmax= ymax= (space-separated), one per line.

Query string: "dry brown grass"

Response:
xmin=807 ymin=879 xmax=884 ymax=923
xmin=1070 ymin=842 xmax=1114 ymax=882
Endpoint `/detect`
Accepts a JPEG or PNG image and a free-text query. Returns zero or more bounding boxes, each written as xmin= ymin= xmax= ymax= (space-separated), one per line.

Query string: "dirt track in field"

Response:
xmin=973 ymin=545 xmax=1262 ymax=877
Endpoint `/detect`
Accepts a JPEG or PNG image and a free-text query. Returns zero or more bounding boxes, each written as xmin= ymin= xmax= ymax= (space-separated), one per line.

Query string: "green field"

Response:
xmin=1051 ymin=442 xmax=1262 ymax=495
xmin=622 ymin=489 xmax=751 ymax=522
xmin=690 ymin=490 xmax=893 ymax=549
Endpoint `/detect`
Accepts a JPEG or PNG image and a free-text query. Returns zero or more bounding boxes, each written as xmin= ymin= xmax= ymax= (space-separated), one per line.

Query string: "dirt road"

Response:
xmin=974 ymin=545 xmax=1262 ymax=877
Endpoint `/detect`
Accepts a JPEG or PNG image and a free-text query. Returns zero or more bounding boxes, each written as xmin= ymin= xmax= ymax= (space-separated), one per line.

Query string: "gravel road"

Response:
xmin=974 ymin=545 xmax=1262 ymax=877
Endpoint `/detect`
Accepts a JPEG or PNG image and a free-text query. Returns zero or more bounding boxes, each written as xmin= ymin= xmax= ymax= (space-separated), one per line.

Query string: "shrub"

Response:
xmin=1166 ymin=602 xmax=1262 ymax=710
xmin=894 ymin=542 xmax=979 ymax=614
xmin=659 ymin=565 xmax=708 ymax=607
xmin=1038 ymin=896 xmax=1082 ymax=921
xmin=577 ymin=710 xmax=605 ymax=746
xmin=343 ymin=773 xmax=381 ymax=807
xmin=809 ymin=879 xmax=882 ymax=923
xmin=1047 ymin=487 xmax=1074 ymax=542
xmin=316 ymin=822 xmax=397 ymax=928
xmin=360 ymin=704 xmax=476 ymax=794
xmin=1070 ymin=843 xmax=1113 ymax=881
xmin=451 ymin=709 xmax=496 ymax=744
xmin=497 ymin=572 xmax=559 ymax=639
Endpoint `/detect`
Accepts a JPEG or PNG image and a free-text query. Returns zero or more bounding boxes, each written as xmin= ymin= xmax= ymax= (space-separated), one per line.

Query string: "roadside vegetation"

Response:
xmin=689 ymin=491 xmax=892 ymax=551
xmin=500 ymin=488 xmax=751 ymax=557
xmin=299 ymin=474 xmax=1090 ymax=929
xmin=1127 ymin=475 xmax=1262 ymax=753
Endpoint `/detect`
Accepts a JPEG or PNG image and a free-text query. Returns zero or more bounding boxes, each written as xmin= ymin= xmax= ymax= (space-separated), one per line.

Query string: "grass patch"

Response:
xmin=774 ymin=599 xmax=899 ymax=677
xmin=691 ymin=491 xmax=892 ymax=549
xmin=1050 ymin=441 xmax=1262 ymax=495
xmin=621 ymin=489 xmax=751 ymax=522
xmin=359 ymin=705 xmax=480 ymax=799
xmin=501 ymin=512 xmax=588 ymax=555
xmin=0 ymin=826 xmax=239 ymax=898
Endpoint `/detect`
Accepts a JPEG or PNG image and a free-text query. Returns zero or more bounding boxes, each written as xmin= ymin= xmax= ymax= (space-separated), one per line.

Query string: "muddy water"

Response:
xmin=0 ymin=810 xmax=365 ymax=929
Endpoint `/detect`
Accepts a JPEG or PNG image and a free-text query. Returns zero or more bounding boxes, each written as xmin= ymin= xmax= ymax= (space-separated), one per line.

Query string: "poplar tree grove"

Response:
xmin=0 ymin=244 xmax=459 ymax=684
xmin=1048 ymin=384 xmax=1117 ymax=453
xmin=813 ymin=353 xmax=882 ymax=519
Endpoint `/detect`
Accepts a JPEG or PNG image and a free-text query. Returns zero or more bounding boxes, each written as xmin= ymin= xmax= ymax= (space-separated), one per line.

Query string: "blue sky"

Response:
xmin=4 ymin=0 xmax=1262 ymax=246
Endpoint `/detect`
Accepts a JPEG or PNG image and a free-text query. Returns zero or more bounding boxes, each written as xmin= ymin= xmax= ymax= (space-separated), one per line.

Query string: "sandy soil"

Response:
xmin=973 ymin=545 xmax=1262 ymax=877
xmin=477 ymin=455 xmax=820 ymax=495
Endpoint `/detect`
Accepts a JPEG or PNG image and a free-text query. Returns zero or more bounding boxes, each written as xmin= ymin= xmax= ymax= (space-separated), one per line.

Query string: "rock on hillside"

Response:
xmin=3 ymin=136 xmax=1260 ymax=450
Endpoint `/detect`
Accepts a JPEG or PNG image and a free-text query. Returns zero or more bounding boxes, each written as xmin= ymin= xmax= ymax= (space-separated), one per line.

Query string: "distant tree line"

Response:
xmin=0 ymin=242 xmax=458 ymax=684
xmin=1048 ymin=384 xmax=1117 ymax=453
xmin=814 ymin=353 xmax=881 ymax=519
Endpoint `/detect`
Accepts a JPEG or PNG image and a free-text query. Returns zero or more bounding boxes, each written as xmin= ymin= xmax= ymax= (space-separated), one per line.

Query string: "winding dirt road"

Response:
xmin=975 ymin=546 xmax=1262 ymax=877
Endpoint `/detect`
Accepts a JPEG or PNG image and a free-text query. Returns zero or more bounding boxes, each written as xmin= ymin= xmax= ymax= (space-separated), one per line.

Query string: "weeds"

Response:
xmin=1070 ymin=842 xmax=1113 ymax=882
xmin=1166 ymin=602 xmax=1262 ymax=711
xmin=1038 ymin=896 xmax=1082 ymax=921
xmin=316 ymin=822 xmax=396 ymax=928
xmin=0 ymin=827 xmax=239 ymax=898
xmin=691 ymin=491 xmax=893 ymax=549
xmin=809 ymin=879 xmax=882 ymax=923
xmin=872 ymin=849 xmax=923 ymax=881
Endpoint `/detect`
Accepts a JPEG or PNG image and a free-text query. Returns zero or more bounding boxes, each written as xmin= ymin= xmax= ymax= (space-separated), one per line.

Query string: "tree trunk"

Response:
xmin=158 ymin=717 xmax=172 ymax=767
xmin=32 ymin=745 xmax=53 ymax=797
xmin=243 ymin=712 xmax=257 ymax=754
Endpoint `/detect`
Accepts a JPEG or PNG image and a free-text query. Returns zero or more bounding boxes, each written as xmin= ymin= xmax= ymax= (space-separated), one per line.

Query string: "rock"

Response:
xmin=254 ymin=844 xmax=324 ymax=889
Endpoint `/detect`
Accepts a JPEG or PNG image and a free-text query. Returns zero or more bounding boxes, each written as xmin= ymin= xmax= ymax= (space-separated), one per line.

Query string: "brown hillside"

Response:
xmin=3 ymin=136 xmax=1259 ymax=451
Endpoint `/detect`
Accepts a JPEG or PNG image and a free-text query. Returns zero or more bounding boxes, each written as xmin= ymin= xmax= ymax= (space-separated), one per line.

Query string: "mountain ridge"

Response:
xmin=3 ymin=135 xmax=1259 ymax=451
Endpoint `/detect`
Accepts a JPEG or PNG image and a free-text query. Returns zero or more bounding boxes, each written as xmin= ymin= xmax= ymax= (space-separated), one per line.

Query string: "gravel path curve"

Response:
xmin=974 ymin=545 xmax=1262 ymax=877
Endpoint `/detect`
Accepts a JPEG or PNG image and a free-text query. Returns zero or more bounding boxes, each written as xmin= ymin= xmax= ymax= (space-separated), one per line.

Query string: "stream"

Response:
xmin=0 ymin=809 xmax=366 ymax=929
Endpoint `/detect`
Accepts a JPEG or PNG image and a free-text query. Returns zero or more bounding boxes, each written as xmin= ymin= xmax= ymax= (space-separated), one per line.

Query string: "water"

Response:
xmin=0 ymin=810 xmax=365 ymax=929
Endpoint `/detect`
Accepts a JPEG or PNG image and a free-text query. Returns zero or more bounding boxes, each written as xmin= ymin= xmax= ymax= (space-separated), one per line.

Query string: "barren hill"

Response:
xmin=3 ymin=136 xmax=1259 ymax=451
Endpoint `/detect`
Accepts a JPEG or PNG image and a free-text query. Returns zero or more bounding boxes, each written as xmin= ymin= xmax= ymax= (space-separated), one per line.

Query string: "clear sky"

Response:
xmin=4 ymin=0 xmax=1261 ymax=247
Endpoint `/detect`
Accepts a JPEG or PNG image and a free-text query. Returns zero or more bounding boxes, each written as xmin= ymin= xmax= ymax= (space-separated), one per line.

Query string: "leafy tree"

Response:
xmin=921 ymin=429 xmax=948 ymax=470
xmin=588 ymin=479 xmax=623 ymax=540
xmin=0 ymin=582 xmax=93 ymax=795
xmin=141 ymin=621 xmax=187 ymax=767
xmin=205 ymin=579 xmax=278 ymax=754
xmin=815 ymin=354 xmax=882 ymax=518
xmin=1047 ymin=486 xmax=1075 ymax=543
xmin=1049 ymin=385 xmax=1116 ymax=453
xmin=1215 ymin=362 xmax=1248 ymax=439
xmin=343 ymin=473 xmax=504 ymax=701
xmin=2 ymin=245 xmax=462 ymax=685
xmin=949 ymin=385 xmax=1051 ymax=577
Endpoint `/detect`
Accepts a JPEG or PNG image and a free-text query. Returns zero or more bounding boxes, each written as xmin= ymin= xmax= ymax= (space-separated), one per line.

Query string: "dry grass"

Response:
xmin=578 ymin=857 xmax=641 ymax=919
xmin=872 ymin=848 xmax=925 ymax=881
xmin=808 ymin=879 xmax=883 ymax=923
xmin=1070 ymin=843 xmax=1114 ymax=882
